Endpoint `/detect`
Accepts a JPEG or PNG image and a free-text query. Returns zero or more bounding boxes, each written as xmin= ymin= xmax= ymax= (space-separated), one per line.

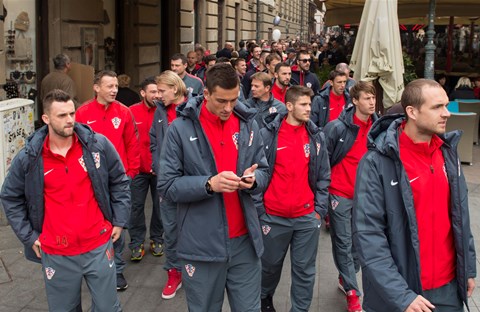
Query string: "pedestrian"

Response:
xmin=259 ymin=85 xmax=330 ymax=312
xmin=76 ymin=70 xmax=141 ymax=291
xmin=40 ymin=54 xmax=78 ymax=105
xmin=353 ymin=79 xmax=477 ymax=312
xmin=323 ymin=81 xmax=379 ymax=312
xmin=246 ymin=72 xmax=286 ymax=127
xmin=1 ymin=89 xmax=130 ymax=311
xmin=157 ymin=63 xmax=269 ymax=312
xmin=242 ymin=49 xmax=270 ymax=98
xmin=128 ymin=77 xmax=164 ymax=262
xmin=150 ymin=70 xmax=190 ymax=299
xmin=170 ymin=53 xmax=204 ymax=97
xmin=271 ymin=63 xmax=292 ymax=104
xmin=291 ymin=50 xmax=321 ymax=95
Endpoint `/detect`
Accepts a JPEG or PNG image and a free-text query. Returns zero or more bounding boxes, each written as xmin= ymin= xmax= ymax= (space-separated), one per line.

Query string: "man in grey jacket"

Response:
xmin=158 ymin=63 xmax=269 ymax=312
xmin=354 ymin=79 xmax=476 ymax=312
xmin=1 ymin=89 xmax=130 ymax=311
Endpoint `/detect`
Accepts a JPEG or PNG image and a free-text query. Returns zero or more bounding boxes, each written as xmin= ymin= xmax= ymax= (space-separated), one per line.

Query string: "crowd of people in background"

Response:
xmin=1 ymin=26 xmax=477 ymax=312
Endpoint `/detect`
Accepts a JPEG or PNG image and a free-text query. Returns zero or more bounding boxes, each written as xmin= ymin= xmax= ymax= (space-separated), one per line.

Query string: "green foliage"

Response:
xmin=316 ymin=65 xmax=335 ymax=86
xmin=403 ymin=52 xmax=418 ymax=85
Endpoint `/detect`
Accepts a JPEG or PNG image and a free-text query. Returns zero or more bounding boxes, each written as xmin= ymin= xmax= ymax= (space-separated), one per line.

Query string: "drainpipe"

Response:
xmin=256 ymin=0 xmax=260 ymax=42
xmin=424 ymin=0 xmax=436 ymax=80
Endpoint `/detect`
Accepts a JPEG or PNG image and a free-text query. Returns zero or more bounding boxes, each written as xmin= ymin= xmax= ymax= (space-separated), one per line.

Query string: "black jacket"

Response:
xmin=1 ymin=124 xmax=131 ymax=263
xmin=290 ymin=68 xmax=321 ymax=95
xmin=310 ymin=84 xmax=351 ymax=129
xmin=245 ymin=94 xmax=287 ymax=128
xmin=353 ymin=115 xmax=476 ymax=312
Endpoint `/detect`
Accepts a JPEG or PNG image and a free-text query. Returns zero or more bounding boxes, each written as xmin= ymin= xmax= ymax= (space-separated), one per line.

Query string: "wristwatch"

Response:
xmin=206 ymin=177 xmax=213 ymax=194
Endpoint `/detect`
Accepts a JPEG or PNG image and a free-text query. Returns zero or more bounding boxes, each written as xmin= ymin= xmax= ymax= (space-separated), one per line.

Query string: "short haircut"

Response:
xmin=204 ymin=54 xmax=217 ymax=64
xmin=401 ymin=79 xmax=443 ymax=113
xmin=205 ymin=63 xmax=239 ymax=92
xmin=187 ymin=50 xmax=196 ymax=57
xmin=170 ymin=53 xmax=188 ymax=65
xmin=275 ymin=62 xmax=291 ymax=73
xmin=335 ymin=63 xmax=350 ymax=73
xmin=265 ymin=53 xmax=282 ymax=66
xmin=296 ymin=50 xmax=310 ymax=60
xmin=328 ymin=70 xmax=347 ymax=81
xmin=350 ymin=81 xmax=376 ymax=100
xmin=216 ymin=56 xmax=231 ymax=63
xmin=94 ymin=70 xmax=117 ymax=85
xmin=140 ymin=76 xmax=157 ymax=91
xmin=285 ymin=85 xmax=313 ymax=104
xmin=251 ymin=72 xmax=273 ymax=89
xmin=53 ymin=54 xmax=71 ymax=70
xmin=249 ymin=43 xmax=259 ymax=52
xmin=155 ymin=70 xmax=188 ymax=97
xmin=195 ymin=46 xmax=205 ymax=54
xmin=239 ymin=40 xmax=245 ymax=48
xmin=117 ymin=74 xmax=131 ymax=88
xmin=43 ymin=89 xmax=72 ymax=113
xmin=232 ymin=57 xmax=246 ymax=67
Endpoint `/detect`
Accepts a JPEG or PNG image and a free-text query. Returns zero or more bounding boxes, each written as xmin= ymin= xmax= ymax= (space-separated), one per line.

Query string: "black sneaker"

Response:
xmin=116 ymin=273 xmax=128 ymax=291
xmin=261 ymin=295 xmax=276 ymax=312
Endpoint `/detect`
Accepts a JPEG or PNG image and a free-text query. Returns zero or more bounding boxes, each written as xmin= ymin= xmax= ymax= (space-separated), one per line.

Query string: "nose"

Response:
xmin=442 ymin=106 xmax=451 ymax=118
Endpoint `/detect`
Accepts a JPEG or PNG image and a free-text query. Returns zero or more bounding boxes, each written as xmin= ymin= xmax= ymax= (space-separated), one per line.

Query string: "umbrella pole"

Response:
xmin=424 ymin=0 xmax=436 ymax=80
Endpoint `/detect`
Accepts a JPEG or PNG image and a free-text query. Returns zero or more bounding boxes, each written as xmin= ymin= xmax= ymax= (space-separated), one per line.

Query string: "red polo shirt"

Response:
xmin=199 ymin=101 xmax=248 ymax=238
xmin=129 ymin=101 xmax=156 ymax=173
xmin=399 ymin=127 xmax=456 ymax=290
xmin=76 ymin=99 xmax=140 ymax=178
xmin=271 ymin=83 xmax=288 ymax=104
xmin=40 ymin=134 xmax=112 ymax=255
xmin=264 ymin=119 xmax=314 ymax=218
xmin=328 ymin=91 xmax=346 ymax=122
xmin=329 ymin=114 xmax=372 ymax=199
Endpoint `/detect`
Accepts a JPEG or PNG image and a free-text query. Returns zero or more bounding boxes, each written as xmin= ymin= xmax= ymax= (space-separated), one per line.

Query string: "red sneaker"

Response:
xmin=162 ymin=269 xmax=182 ymax=299
xmin=346 ymin=290 xmax=362 ymax=312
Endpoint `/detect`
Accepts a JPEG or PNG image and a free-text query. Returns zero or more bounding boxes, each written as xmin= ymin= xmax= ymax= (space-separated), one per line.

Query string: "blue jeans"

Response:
xmin=128 ymin=173 xmax=163 ymax=249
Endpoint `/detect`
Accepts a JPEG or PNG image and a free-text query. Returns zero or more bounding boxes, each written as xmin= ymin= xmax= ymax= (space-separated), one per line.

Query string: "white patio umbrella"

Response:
xmin=349 ymin=0 xmax=404 ymax=109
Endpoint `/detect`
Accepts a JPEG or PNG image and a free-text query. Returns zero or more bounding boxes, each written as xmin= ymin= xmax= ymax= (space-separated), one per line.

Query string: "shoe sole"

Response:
xmin=130 ymin=256 xmax=143 ymax=261
xmin=151 ymin=251 xmax=164 ymax=257
xmin=116 ymin=284 xmax=128 ymax=291
xmin=162 ymin=282 xmax=182 ymax=299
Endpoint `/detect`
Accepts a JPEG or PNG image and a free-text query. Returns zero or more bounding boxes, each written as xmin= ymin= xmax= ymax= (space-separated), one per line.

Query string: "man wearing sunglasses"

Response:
xmin=291 ymin=50 xmax=321 ymax=95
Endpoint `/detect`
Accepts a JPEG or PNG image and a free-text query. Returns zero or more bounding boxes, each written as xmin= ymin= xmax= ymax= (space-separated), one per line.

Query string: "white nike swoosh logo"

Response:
xmin=322 ymin=107 xmax=327 ymax=110
xmin=135 ymin=122 xmax=143 ymax=125
xmin=277 ymin=146 xmax=287 ymax=150
xmin=329 ymin=108 xmax=335 ymax=111
xmin=339 ymin=138 xmax=344 ymax=142
xmin=109 ymin=261 xmax=114 ymax=268
xmin=44 ymin=169 xmax=54 ymax=176
xmin=87 ymin=120 xmax=96 ymax=124
xmin=158 ymin=119 xmax=163 ymax=123
xmin=409 ymin=177 xmax=420 ymax=183
xmin=390 ymin=180 xmax=398 ymax=186
xmin=266 ymin=145 xmax=269 ymax=149
xmin=190 ymin=136 xmax=198 ymax=141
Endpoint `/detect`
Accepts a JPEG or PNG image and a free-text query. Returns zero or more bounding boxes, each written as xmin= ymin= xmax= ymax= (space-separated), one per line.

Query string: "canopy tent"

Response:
xmin=349 ymin=0 xmax=404 ymax=109
xmin=320 ymin=0 xmax=480 ymax=26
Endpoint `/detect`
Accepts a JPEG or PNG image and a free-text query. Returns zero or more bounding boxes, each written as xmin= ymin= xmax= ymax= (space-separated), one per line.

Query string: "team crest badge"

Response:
xmin=92 ymin=152 xmax=101 ymax=169
xmin=187 ymin=87 xmax=194 ymax=94
xmin=232 ymin=132 xmax=239 ymax=150
xmin=269 ymin=107 xmax=277 ymax=114
xmin=316 ymin=142 xmax=321 ymax=156
xmin=78 ymin=156 xmax=87 ymax=172
xmin=331 ymin=199 xmax=339 ymax=210
xmin=185 ymin=264 xmax=196 ymax=277
xmin=262 ymin=225 xmax=271 ymax=235
xmin=111 ymin=117 xmax=122 ymax=129
xmin=248 ymin=131 xmax=254 ymax=147
xmin=304 ymin=144 xmax=310 ymax=158
xmin=306 ymin=82 xmax=312 ymax=88
xmin=45 ymin=267 xmax=55 ymax=280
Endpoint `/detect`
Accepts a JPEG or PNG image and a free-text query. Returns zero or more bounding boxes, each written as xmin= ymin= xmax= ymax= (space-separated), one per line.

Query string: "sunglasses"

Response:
xmin=298 ymin=59 xmax=312 ymax=63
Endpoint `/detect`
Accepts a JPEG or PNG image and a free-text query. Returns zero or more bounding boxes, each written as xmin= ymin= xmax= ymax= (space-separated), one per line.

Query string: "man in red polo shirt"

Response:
xmin=271 ymin=63 xmax=292 ymax=104
xmin=323 ymin=81 xmax=378 ymax=312
xmin=1 ymin=90 xmax=130 ymax=311
xmin=258 ymin=85 xmax=330 ymax=312
xmin=76 ymin=70 xmax=140 ymax=291
xmin=353 ymin=79 xmax=476 ymax=312
xmin=128 ymin=77 xmax=164 ymax=262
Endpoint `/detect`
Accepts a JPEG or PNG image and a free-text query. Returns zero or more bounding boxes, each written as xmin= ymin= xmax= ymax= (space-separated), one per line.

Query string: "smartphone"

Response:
xmin=240 ymin=174 xmax=254 ymax=182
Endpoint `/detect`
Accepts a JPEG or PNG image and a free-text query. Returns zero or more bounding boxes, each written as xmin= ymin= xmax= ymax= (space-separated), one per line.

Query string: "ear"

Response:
xmin=204 ymin=88 xmax=210 ymax=101
xmin=285 ymin=101 xmax=294 ymax=112
xmin=93 ymin=84 xmax=100 ymax=93
xmin=405 ymin=106 xmax=417 ymax=120
xmin=352 ymin=97 xmax=359 ymax=106
xmin=41 ymin=114 xmax=49 ymax=125
xmin=140 ymin=89 xmax=146 ymax=98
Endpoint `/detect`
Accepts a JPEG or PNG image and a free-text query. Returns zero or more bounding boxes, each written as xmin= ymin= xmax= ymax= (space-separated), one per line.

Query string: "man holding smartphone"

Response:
xmin=258 ymin=85 xmax=330 ymax=312
xmin=157 ymin=63 xmax=269 ymax=312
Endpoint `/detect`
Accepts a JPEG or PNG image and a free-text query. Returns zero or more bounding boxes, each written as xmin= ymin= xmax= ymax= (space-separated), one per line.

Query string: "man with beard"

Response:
xmin=291 ymin=50 xmax=321 ymax=95
xmin=170 ymin=53 xmax=204 ymax=97
xmin=128 ymin=77 xmax=164 ymax=262
xmin=271 ymin=63 xmax=292 ymax=104
xmin=323 ymin=81 xmax=379 ymax=312
xmin=242 ymin=50 xmax=270 ymax=98
xmin=186 ymin=51 xmax=201 ymax=75
xmin=1 ymin=89 xmax=129 ymax=311
xmin=76 ymin=70 xmax=140 ymax=291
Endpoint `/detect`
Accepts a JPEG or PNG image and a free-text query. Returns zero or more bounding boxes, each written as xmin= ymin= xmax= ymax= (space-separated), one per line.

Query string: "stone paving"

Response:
xmin=0 ymin=147 xmax=479 ymax=312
